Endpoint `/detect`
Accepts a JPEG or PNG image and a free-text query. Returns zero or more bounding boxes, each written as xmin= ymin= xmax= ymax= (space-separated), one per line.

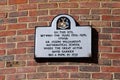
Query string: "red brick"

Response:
xmin=18 ymin=17 xmax=37 ymax=22
xmin=7 ymin=48 xmax=26 ymax=55
xmin=48 ymin=73 xmax=69 ymax=78
xmin=102 ymin=15 xmax=120 ymax=21
xmin=6 ymin=61 xmax=26 ymax=67
xmin=101 ymin=66 xmax=120 ymax=72
xmin=70 ymin=73 xmax=90 ymax=78
xmin=92 ymin=73 xmax=112 ymax=79
xmin=6 ymin=74 xmax=26 ymax=80
xmin=17 ymin=42 xmax=34 ymax=48
xmin=112 ymin=34 xmax=120 ymax=40
xmin=0 ymin=0 xmax=7 ymax=5
xmin=7 ymin=24 xmax=27 ymax=30
xmin=58 ymin=66 xmax=78 ymax=72
xmin=29 ymin=10 xmax=48 ymax=16
xmin=27 ymin=60 xmax=47 ymax=66
xmin=99 ymin=46 xmax=112 ymax=52
xmin=17 ymin=29 xmax=35 ymax=35
xmin=0 ymin=62 xmax=5 ymax=68
xmin=27 ymin=73 xmax=47 ymax=79
xmin=28 ymin=22 xmax=48 ymax=28
xmin=38 ymin=16 xmax=54 ymax=22
xmin=29 ymin=0 xmax=48 ymax=3
xmin=112 ymin=9 xmax=120 ymax=15
xmin=0 ymin=68 xmax=16 ymax=74
xmin=102 ymin=2 xmax=112 ymax=8
xmin=70 ymin=9 xmax=90 ymax=14
xmin=99 ymin=59 xmax=111 ymax=66
xmin=59 ymin=3 xmax=78 ymax=8
xmin=0 ymin=43 xmax=15 ymax=49
xmin=9 ymin=0 xmax=27 ymax=4
xmin=7 ymin=36 xmax=26 ymax=42
xmin=80 ymin=2 xmax=100 ymax=8
xmin=0 ymin=25 xmax=6 ymax=30
xmin=18 ymin=4 xmax=37 ymax=10
xmin=9 ymin=11 xmax=28 ymax=17
xmin=50 ymin=9 xmax=68 ymax=15
xmin=0 ymin=50 xmax=5 ymax=55
xmin=0 ymin=75 xmax=5 ymax=80
xmin=102 ymin=41 xmax=120 ymax=46
xmin=99 ymin=34 xmax=111 ymax=40
xmin=91 ymin=9 xmax=111 ymax=14
xmin=38 ymin=3 xmax=58 ymax=9
xmin=113 ymin=47 xmax=120 ymax=52
xmin=101 ymin=53 xmax=120 ymax=59
xmin=37 ymin=66 xmax=57 ymax=72
xmin=0 ymin=31 xmax=16 ymax=37
xmin=17 ymin=67 xmax=36 ymax=73
xmin=49 ymin=0 xmax=68 ymax=2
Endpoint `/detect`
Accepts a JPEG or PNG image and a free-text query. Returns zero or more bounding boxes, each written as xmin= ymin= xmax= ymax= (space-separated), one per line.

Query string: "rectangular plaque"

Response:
xmin=35 ymin=15 xmax=91 ymax=58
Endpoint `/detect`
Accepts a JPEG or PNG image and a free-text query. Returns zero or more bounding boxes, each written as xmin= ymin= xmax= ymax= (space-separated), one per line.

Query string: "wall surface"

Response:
xmin=0 ymin=0 xmax=120 ymax=80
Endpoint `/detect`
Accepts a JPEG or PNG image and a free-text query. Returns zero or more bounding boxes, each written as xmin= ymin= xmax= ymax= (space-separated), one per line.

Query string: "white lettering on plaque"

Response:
xmin=35 ymin=14 xmax=91 ymax=58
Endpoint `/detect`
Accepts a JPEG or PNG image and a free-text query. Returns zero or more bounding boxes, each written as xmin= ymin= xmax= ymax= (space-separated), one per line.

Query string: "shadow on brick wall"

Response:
xmin=35 ymin=23 xmax=98 ymax=63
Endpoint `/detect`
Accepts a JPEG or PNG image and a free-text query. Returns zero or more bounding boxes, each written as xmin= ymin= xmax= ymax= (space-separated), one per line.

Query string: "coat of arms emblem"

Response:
xmin=57 ymin=17 xmax=70 ymax=30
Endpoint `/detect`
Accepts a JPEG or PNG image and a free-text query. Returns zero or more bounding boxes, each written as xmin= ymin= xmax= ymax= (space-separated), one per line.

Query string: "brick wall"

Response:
xmin=0 ymin=0 xmax=120 ymax=80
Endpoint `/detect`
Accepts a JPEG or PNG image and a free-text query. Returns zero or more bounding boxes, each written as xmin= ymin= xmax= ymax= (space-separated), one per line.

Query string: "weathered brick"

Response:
xmin=102 ymin=28 xmax=120 ymax=33
xmin=101 ymin=53 xmax=120 ymax=59
xmin=18 ymin=17 xmax=37 ymax=22
xmin=99 ymin=59 xmax=111 ymax=66
xmin=80 ymin=66 xmax=100 ymax=72
xmin=92 ymin=73 xmax=112 ymax=79
xmin=7 ymin=36 xmax=26 ymax=42
xmin=99 ymin=34 xmax=111 ymax=40
xmin=37 ymin=66 xmax=57 ymax=72
xmin=59 ymin=3 xmax=78 ymax=8
xmin=0 ymin=61 xmax=5 ymax=68
xmin=6 ymin=61 xmax=26 ymax=67
xmin=114 ymin=73 xmax=120 ymax=79
xmin=99 ymin=46 xmax=112 ymax=52
xmin=18 ymin=4 xmax=37 ymax=10
xmin=6 ymin=74 xmax=26 ymax=80
xmin=15 ymin=54 xmax=34 ymax=60
xmin=7 ymin=24 xmax=27 ymax=30
xmin=17 ymin=67 xmax=36 ymax=73
xmin=29 ymin=10 xmax=48 ymax=16
xmin=29 ymin=0 xmax=48 ymax=3
xmin=102 ymin=15 xmax=120 ymax=21
xmin=80 ymin=15 xmax=100 ymax=20
xmin=49 ymin=0 xmax=68 ymax=2
xmin=9 ymin=11 xmax=28 ymax=17
xmin=0 ymin=68 xmax=16 ymax=74
xmin=17 ymin=42 xmax=34 ymax=48
xmin=0 ymin=0 xmax=7 ymax=5
xmin=112 ymin=22 xmax=120 ymax=27
xmin=0 ymin=12 xmax=7 ymax=18
xmin=27 ymin=73 xmax=47 ymax=79
xmin=5 ymin=18 xmax=17 ymax=23
xmin=48 ymin=73 xmax=69 ymax=78
xmin=0 ymin=5 xmax=17 ymax=12
xmin=0 ymin=55 xmax=14 ymax=61
xmin=80 ymin=2 xmax=100 ymax=8
xmin=70 ymin=73 xmax=90 ymax=78
xmin=91 ymin=9 xmax=111 ymax=14
xmin=0 ymin=37 xmax=6 ymax=43
xmin=28 ymin=22 xmax=48 ymax=28
xmin=0 ymin=19 xmax=4 ymax=24
xmin=27 ymin=47 xmax=34 ymax=53
xmin=7 ymin=48 xmax=26 ymax=55
xmin=101 ymin=66 xmax=120 ymax=72
xmin=38 ymin=16 xmax=54 ymax=22
xmin=58 ymin=66 xmax=78 ymax=72
xmin=0 ymin=43 xmax=15 ymax=49
xmin=28 ymin=35 xmax=34 ymax=41
xmin=70 ymin=9 xmax=90 ymax=14
xmin=27 ymin=60 xmax=47 ymax=66
xmin=9 ymin=0 xmax=27 ymax=5
xmin=38 ymin=3 xmax=58 ymax=9
xmin=17 ymin=29 xmax=35 ymax=35
xmin=0 ymin=25 xmax=6 ymax=30
xmin=50 ymin=9 xmax=68 ymax=15
xmin=113 ymin=60 xmax=120 ymax=66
